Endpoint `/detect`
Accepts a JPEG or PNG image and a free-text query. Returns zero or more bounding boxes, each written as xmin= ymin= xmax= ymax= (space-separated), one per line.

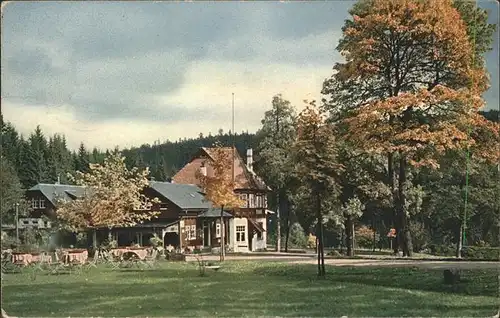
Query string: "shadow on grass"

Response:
xmin=252 ymin=264 xmax=499 ymax=297
xmin=2 ymin=262 xmax=498 ymax=317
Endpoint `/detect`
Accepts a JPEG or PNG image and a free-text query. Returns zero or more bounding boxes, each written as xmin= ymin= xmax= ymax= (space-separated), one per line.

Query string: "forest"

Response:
xmin=1 ymin=0 xmax=499 ymax=265
xmin=1 ymin=108 xmax=498 ymax=256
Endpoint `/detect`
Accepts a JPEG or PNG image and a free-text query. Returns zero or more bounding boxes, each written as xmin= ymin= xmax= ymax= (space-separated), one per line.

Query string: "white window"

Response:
xmin=264 ymin=196 xmax=268 ymax=208
xmin=39 ymin=198 xmax=46 ymax=208
xmin=236 ymin=225 xmax=246 ymax=242
xmin=238 ymin=194 xmax=248 ymax=208
xmin=248 ymin=194 xmax=255 ymax=208
xmin=31 ymin=198 xmax=39 ymax=209
xmin=188 ymin=224 xmax=196 ymax=240
xmin=216 ymin=223 xmax=221 ymax=238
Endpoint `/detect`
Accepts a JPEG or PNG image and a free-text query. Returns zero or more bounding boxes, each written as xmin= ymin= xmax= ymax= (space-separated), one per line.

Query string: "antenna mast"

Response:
xmin=232 ymin=92 xmax=235 ymax=183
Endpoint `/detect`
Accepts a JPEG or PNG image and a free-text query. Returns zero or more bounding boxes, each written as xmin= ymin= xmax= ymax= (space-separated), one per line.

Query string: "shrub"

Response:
xmin=410 ymin=221 xmax=430 ymax=253
xmin=307 ymin=233 xmax=317 ymax=249
xmin=355 ymin=225 xmax=375 ymax=249
xmin=428 ymin=244 xmax=456 ymax=257
xmin=149 ymin=234 xmax=163 ymax=248
xmin=1 ymin=232 xmax=19 ymax=250
xmin=75 ymin=232 xmax=88 ymax=248
xmin=461 ymin=246 xmax=499 ymax=260
xmin=288 ymin=223 xmax=308 ymax=249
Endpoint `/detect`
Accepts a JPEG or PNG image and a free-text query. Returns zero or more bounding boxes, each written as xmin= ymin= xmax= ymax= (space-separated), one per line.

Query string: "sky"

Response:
xmin=2 ymin=1 xmax=499 ymax=151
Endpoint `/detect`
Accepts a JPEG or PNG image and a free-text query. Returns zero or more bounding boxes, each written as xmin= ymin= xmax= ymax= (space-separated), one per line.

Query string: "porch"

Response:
xmin=189 ymin=209 xmax=233 ymax=250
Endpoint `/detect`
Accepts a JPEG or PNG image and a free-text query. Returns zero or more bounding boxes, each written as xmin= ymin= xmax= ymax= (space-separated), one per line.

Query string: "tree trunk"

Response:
xmin=340 ymin=229 xmax=344 ymax=254
xmin=345 ymin=215 xmax=354 ymax=257
xmin=456 ymin=224 xmax=463 ymax=258
xmin=284 ymin=197 xmax=291 ymax=252
xmin=316 ymin=231 xmax=321 ymax=275
xmin=276 ymin=192 xmax=281 ymax=252
xmin=372 ymin=213 xmax=376 ymax=252
xmin=398 ymin=156 xmax=413 ymax=257
xmin=92 ymin=229 xmax=97 ymax=249
xmin=351 ymin=221 xmax=355 ymax=253
xmin=220 ymin=206 xmax=225 ymax=262
xmin=284 ymin=211 xmax=291 ymax=252
xmin=316 ymin=190 xmax=325 ymax=277
xmin=388 ymin=152 xmax=399 ymax=254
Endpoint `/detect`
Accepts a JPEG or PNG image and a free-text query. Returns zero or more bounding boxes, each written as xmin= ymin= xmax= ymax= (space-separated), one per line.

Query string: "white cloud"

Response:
xmin=3 ymin=54 xmax=335 ymax=151
xmin=1 ymin=3 xmax=349 ymax=151
xmin=159 ymin=59 xmax=335 ymax=131
xmin=2 ymin=101 xmax=217 ymax=150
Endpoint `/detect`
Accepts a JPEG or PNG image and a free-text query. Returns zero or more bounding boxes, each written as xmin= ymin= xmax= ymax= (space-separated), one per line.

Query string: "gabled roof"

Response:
xmin=172 ymin=147 xmax=269 ymax=191
xmin=27 ymin=183 xmax=87 ymax=206
xmin=198 ymin=208 xmax=233 ymax=218
xmin=148 ymin=181 xmax=211 ymax=210
xmin=27 ymin=181 xmax=228 ymax=215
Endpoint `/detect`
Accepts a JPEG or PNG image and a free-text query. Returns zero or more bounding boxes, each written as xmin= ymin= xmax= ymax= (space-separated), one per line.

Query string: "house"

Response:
xmin=172 ymin=147 xmax=271 ymax=252
xmin=24 ymin=181 xmax=233 ymax=251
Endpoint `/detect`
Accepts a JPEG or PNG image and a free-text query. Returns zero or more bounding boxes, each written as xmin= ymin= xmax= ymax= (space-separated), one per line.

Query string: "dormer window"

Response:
xmin=199 ymin=162 xmax=207 ymax=177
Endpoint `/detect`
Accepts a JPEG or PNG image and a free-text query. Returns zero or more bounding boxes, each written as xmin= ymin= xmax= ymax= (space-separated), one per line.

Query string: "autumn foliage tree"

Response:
xmin=293 ymin=102 xmax=342 ymax=276
xmin=56 ymin=153 xmax=160 ymax=248
xmin=324 ymin=0 xmax=500 ymax=256
xmin=196 ymin=142 xmax=244 ymax=262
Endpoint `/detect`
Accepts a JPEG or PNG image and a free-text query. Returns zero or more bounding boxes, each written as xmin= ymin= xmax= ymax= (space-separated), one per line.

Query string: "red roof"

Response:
xmin=172 ymin=147 xmax=268 ymax=191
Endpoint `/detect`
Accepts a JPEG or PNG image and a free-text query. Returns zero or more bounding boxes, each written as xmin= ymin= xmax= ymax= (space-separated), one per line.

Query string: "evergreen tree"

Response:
xmin=75 ymin=142 xmax=90 ymax=173
xmin=1 ymin=119 xmax=21 ymax=166
xmin=28 ymin=125 xmax=49 ymax=184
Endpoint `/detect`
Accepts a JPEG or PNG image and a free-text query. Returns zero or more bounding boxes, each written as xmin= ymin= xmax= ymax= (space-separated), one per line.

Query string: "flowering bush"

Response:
xmin=355 ymin=225 xmax=376 ymax=249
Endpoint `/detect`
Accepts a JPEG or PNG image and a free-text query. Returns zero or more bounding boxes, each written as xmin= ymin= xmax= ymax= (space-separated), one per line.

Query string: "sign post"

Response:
xmin=387 ymin=228 xmax=396 ymax=250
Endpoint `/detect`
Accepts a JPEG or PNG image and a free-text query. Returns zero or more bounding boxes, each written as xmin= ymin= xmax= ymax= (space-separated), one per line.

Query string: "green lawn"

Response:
xmin=1 ymin=261 xmax=498 ymax=317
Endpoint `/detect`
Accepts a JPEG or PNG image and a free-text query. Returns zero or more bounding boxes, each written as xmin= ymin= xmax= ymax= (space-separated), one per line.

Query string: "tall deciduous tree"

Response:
xmin=341 ymin=196 xmax=365 ymax=254
xmin=56 ymin=153 xmax=160 ymax=248
xmin=293 ymin=102 xmax=342 ymax=276
xmin=255 ymin=94 xmax=298 ymax=252
xmin=196 ymin=142 xmax=244 ymax=262
xmin=324 ymin=0 xmax=499 ymax=256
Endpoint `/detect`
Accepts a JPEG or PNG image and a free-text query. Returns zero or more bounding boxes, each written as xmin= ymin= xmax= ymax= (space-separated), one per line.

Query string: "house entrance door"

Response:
xmin=203 ymin=221 xmax=210 ymax=247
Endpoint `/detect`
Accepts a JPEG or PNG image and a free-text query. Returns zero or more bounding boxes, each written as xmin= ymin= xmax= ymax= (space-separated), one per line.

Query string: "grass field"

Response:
xmin=1 ymin=261 xmax=498 ymax=317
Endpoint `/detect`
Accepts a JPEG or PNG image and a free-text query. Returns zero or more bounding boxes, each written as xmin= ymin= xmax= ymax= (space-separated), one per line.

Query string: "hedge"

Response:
xmin=428 ymin=244 xmax=499 ymax=260
xmin=461 ymin=246 xmax=499 ymax=260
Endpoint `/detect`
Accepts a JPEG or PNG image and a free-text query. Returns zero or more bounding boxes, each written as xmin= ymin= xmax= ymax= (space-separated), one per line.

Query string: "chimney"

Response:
xmin=200 ymin=162 xmax=207 ymax=176
xmin=246 ymin=148 xmax=253 ymax=171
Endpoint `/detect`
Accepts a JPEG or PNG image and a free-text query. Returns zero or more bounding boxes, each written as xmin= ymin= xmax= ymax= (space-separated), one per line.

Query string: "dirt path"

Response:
xmin=186 ymin=254 xmax=500 ymax=270
xmin=290 ymin=258 xmax=500 ymax=269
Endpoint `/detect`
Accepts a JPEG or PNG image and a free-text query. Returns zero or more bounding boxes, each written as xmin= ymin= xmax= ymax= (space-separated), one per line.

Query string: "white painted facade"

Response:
xmin=228 ymin=216 xmax=267 ymax=253
xmin=250 ymin=216 xmax=267 ymax=251
xmin=229 ymin=217 xmax=249 ymax=253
